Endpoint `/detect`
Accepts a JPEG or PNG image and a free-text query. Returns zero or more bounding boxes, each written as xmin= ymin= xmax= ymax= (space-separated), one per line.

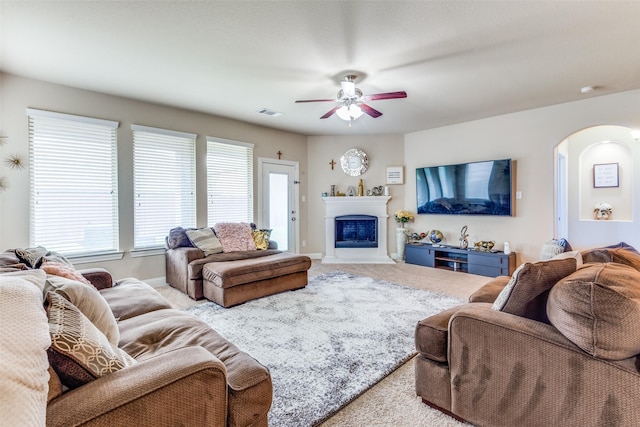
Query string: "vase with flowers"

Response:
xmin=394 ymin=210 xmax=414 ymax=260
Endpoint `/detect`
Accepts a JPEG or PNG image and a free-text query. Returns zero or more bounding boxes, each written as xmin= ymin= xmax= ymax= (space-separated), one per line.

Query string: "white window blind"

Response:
xmin=132 ymin=125 xmax=196 ymax=249
xmin=27 ymin=108 xmax=119 ymax=256
xmin=206 ymin=137 xmax=254 ymax=225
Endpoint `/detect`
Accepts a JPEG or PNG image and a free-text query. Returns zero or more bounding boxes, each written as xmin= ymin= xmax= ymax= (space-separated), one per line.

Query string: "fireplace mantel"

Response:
xmin=322 ymin=196 xmax=394 ymax=264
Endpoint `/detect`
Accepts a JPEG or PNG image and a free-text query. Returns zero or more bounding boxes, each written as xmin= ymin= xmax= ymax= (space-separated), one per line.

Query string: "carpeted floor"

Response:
xmin=155 ymin=260 xmax=489 ymax=426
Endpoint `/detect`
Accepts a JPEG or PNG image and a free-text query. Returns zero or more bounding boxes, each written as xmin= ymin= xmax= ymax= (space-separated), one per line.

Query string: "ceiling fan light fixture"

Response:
xmin=336 ymin=103 xmax=364 ymax=121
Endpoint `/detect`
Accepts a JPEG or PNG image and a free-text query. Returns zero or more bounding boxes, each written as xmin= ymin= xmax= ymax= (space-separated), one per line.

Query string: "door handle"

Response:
xmin=291 ymin=217 xmax=296 ymax=221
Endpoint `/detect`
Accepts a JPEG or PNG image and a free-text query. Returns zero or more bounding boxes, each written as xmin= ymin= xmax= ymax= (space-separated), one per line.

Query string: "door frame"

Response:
xmin=257 ymin=157 xmax=300 ymax=253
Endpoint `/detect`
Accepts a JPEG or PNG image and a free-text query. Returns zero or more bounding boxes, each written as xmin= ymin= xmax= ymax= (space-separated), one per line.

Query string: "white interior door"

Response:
xmin=258 ymin=158 xmax=299 ymax=252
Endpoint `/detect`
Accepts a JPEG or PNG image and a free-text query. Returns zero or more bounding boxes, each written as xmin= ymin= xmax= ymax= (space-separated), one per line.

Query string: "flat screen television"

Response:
xmin=416 ymin=159 xmax=513 ymax=216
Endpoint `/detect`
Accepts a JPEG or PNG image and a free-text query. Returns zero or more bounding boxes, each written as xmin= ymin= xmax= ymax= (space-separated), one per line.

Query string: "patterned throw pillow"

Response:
xmin=492 ymin=258 xmax=577 ymax=323
xmin=45 ymin=275 xmax=120 ymax=345
xmin=166 ymin=226 xmax=195 ymax=249
xmin=46 ymin=292 xmax=136 ymax=389
xmin=214 ymin=222 xmax=257 ymax=252
xmin=252 ymin=229 xmax=272 ymax=250
xmin=40 ymin=261 xmax=94 ymax=287
xmin=14 ymin=246 xmax=49 ymax=268
xmin=540 ymin=239 xmax=571 ymax=260
xmin=185 ymin=227 xmax=224 ymax=256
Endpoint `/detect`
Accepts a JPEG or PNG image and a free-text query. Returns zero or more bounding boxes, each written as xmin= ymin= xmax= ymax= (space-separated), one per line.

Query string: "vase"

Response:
xmin=396 ymin=227 xmax=408 ymax=261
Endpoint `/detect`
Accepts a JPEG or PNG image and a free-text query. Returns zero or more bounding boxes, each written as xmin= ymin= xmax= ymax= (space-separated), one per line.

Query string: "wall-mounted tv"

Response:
xmin=416 ymin=159 xmax=513 ymax=216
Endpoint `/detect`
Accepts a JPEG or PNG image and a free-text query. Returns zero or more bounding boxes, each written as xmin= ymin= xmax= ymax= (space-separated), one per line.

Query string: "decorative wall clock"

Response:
xmin=340 ymin=148 xmax=369 ymax=176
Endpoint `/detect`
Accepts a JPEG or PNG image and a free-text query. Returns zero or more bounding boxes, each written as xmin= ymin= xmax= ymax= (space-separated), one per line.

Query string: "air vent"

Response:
xmin=257 ymin=108 xmax=283 ymax=117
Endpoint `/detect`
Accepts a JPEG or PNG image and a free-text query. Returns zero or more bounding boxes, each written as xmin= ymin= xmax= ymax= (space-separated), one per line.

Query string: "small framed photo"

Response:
xmin=593 ymin=163 xmax=619 ymax=188
xmin=386 ymin=166 xmax=404 ymax=184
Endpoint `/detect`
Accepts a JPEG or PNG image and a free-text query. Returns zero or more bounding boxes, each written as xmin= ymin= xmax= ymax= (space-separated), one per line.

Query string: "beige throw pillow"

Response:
xmin=185 ymin=227 xmax=224 ymax=256
xmin=45 ymin=275 xmax=120 ymax=345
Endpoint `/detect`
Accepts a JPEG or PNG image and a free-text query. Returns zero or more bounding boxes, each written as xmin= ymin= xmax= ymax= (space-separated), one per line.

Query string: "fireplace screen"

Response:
xmin=335 ymin=215 xmax=378 ymax=248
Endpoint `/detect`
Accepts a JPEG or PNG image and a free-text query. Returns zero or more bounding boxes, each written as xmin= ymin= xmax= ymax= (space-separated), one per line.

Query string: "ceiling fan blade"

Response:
xmin=360 ymin=103 xmax=383 ymax=118
xmin=295 ymin=98 xmax=337 ymax=103
xmin=320 ymin=106 xmax=341 ymax=119
xmin=364 ymin=91 xmax=407 ymax=101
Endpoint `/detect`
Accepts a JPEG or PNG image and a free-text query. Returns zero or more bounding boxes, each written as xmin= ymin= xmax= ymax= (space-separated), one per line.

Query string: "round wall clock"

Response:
xmin=340 ymin=148 xmax=369 ymax=176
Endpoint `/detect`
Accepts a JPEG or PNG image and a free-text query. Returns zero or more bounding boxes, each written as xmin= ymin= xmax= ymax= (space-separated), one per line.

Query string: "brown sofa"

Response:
xmin=0 ymin=249 xmax=272 ymax=427
xmin=415 ymin=243 xmax=640 ymax=426
xmin=165 ymin=226 xmax=311 ymax=307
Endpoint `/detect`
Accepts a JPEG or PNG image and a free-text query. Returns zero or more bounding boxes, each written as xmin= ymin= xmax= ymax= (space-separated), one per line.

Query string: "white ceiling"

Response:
xmin=2 ymin=1 xmax=640 ymax=136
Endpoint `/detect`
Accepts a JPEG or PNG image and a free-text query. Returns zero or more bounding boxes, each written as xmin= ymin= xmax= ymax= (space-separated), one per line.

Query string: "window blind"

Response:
xmin=132 ymin=125 xmax=196 ymax=249
xmin=27 ymin=108 xmax=119 ymax=255
xmin=206 ymin=137 xmax=254 ymax=225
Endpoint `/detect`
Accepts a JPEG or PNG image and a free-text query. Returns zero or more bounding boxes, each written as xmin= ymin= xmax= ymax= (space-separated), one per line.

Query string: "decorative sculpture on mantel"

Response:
xmin=459 ymin=225 xmax=469 ymax=249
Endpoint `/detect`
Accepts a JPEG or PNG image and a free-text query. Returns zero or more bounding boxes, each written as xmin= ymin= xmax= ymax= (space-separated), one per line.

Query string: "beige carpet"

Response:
xmin=155 ymin=260 xmax=490 ymax=426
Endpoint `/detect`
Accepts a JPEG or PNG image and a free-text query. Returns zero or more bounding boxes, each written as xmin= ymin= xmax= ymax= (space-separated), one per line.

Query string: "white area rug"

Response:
xmin=183 ymin=270 xmax=463 ymax=426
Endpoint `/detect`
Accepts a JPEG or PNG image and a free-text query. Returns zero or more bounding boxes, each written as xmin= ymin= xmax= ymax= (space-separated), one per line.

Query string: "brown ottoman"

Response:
xmin=202 ymin=252 xmax=312 ymax=307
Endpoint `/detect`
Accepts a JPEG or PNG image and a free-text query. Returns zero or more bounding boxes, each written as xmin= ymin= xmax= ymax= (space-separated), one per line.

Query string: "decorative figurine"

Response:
xmin=473 ymin=241 xmax=495 ymax=251
xmin=594 ymin=202 xmax=613 ymax=220
xmin=459 ymin=225 xmax=469 ymax=249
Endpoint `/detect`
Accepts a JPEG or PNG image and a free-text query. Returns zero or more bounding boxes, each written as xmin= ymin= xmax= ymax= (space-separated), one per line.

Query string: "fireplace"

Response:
xmin=335 ymin=215 xmax=378 ymax=248
xmin=322 ymin=196 xmax=393 ymax=264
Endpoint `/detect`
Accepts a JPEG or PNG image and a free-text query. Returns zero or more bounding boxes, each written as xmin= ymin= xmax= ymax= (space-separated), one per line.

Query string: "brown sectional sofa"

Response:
xmin=414 ymin=243 xmax=640 ymax=426
xmin=165 ymin=225 xmax=311 ymax=307
xmin=0 ymin=249 xmax=272 ymax=427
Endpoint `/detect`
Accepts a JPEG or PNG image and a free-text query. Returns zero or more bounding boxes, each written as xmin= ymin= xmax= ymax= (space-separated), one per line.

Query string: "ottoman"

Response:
xmin=202 ymin=252 xmax=312 ymax=307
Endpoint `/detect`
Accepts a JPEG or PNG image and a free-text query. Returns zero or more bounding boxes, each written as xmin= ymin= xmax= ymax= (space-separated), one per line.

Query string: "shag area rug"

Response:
xmin=183 ymin=270 xmax=463 ymax=427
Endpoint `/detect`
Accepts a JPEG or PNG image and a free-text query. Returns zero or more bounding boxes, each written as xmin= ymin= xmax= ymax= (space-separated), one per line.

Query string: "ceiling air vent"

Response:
xmin=257 ymin=108 xmax=283 ymax=117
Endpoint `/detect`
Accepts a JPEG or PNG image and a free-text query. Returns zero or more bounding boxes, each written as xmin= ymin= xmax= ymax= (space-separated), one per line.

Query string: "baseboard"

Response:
xmin=305 ymin=252 xmax=323 ymax=260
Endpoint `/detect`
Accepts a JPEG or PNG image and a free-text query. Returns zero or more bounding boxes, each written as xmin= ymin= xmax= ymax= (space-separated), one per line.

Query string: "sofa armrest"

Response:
xmin=165 ymin=247 xmax=205 ymax=288
xmin=447 ymin=305 xmax=640 ymax=426
xmin=46 ymin=346 xmax=228 ymax=427
xmin=78 ymin=268 xmax=114 ymax=290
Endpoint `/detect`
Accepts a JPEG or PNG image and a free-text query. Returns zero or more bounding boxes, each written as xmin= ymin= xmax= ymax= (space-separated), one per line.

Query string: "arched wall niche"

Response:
xmin=554 ymin=125 xmax=639 ymax=250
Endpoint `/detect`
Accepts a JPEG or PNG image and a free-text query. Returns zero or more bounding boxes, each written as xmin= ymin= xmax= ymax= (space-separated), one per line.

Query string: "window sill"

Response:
xmin=130 ymin=247 xmax=166 ymax=258
xmin=68 ymin=251 xmax=124 ymax=265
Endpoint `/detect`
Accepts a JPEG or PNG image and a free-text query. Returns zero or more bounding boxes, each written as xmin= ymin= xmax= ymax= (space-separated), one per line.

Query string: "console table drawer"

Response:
xmin=468 ymin=253 xmax=508 ymax=268
xmin=469 ymin=264 xmax=504 ymax=277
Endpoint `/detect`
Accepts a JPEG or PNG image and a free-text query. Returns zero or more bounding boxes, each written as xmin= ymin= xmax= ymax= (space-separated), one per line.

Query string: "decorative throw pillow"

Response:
xmin=40 ymin=261 xmax=94 ymax=287
xmin=551 ymin=250 xmax=583 ymax=268
xmin=166 ymin=226 xmax=195 ymax=249
xmin=45 ymin=275 xmax=120 ymax=345
xmin=540 ymin=239 xmax=570 ymax=260
xmin=581 ymin=243 xmax=640 ymax=271
xmin=185 ymin=227 xmax=224 ymax=256
xmin=0 ymin=270 xmax=50 ymax=426
xmin=214 ymin=222 xmax=257 ymax=252
xmin=46 ymin=292 xmax=136 ymax=389
xmin=34 ymin=250 xmax=74 ymax=269
xmin=492 ymin=258 xmax=577 ymax=323
xmin=547 ymin=263 xmax=640 ymax=360
xmin=15 ymin=246 xmax=49 ymax=268
xmin=252 ymin=229 xmax=272 ymax=250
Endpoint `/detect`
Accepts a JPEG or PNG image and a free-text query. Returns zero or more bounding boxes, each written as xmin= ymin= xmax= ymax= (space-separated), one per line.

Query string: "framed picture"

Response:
xmin=386 ymin=166 xmax=404 ymax=184
xmin=593 ymin=163 xmax=619 ymax=188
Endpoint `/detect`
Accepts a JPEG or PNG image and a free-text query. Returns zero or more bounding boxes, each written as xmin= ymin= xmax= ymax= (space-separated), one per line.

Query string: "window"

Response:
xmin=132 ymin=125 xmax=196 ymax=250
xmin=206 ymin=137 xmax=254 ymax=225
xmin=27 ymin=108 xmax=119 ymax=256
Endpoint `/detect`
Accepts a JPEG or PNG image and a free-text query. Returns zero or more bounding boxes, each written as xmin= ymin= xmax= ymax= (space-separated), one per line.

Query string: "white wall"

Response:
xmin=0 ymin=73 xmax=308 ymax=281
xmin=403 ymin=90 xmax=640 ymax=263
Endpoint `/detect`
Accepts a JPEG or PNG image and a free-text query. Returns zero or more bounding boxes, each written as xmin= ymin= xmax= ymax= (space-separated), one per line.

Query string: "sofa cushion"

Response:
xmin=214 ymin=222 xmax=256 ymax=252
xmin=468 ymin=276 xmax=510 ymax=303
xmin=0 ymin=270 xmax=50 ymax=426
xmin=186 ymin=227 xmax=224 ymax=256
xmin=547 ymin=262 xmax=640 ymax=360
xmin=581 ymin=243 xmax=640 ymax=271
xmin=99 ymin=278 xmax=172 ymax=321
xmin=46 ymin=292 xmax=136 ymax=389
xmin=45 ymin=275 xmax=119 ymax=345
xmin=492 ymin=258 xmax=577 ymax=323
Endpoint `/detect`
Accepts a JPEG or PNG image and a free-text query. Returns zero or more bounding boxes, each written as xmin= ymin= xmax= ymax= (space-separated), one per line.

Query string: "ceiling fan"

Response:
xmin=295 ymin=74 xmax=407 ymax=123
